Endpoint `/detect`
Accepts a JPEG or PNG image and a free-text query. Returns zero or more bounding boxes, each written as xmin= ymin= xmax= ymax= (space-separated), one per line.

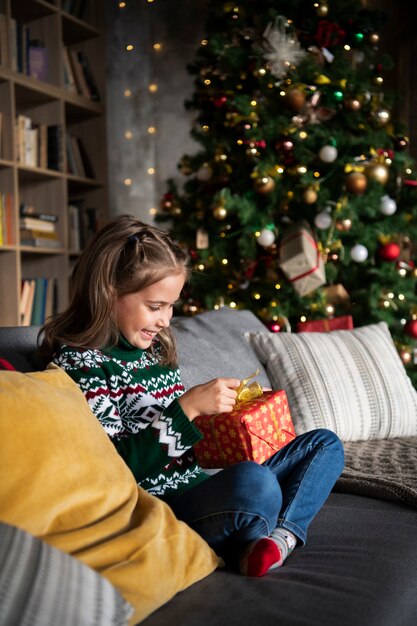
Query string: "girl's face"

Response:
xmin=115 ymin=273 xmax=185 ymax=349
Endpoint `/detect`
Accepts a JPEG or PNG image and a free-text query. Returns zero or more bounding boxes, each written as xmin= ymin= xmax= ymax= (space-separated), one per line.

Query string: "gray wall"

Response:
xmin=105 ymin=0 xmax=207 ymax=221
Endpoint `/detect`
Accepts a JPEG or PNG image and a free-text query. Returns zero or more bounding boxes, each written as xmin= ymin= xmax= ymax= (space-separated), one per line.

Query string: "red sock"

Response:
xmin=239 ymin=537 xmax=283 ymax=577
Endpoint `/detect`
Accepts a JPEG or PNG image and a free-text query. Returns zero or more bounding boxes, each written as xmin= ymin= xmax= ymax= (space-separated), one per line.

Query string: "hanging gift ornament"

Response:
xmin=318 ymin=144 xmax=338 ymax=163
xmin=254 ymin=174 xmax=276 ymax=194
xmin=345 ymin=171 xmax=367 ymax=195
xmin=262 ymin=16 xmax=306 ymax=80
xmin=350 ymin=244 xmax=368 ymax=262
xmin=256 ymin=227 xmax=276 ymax=247
xmin=379 ymin=194 xmax=397 ymax=215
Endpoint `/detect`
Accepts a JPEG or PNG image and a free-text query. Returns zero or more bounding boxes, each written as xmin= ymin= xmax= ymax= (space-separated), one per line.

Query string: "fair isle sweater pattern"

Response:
xmin=53 ymin=341 xmax=208 ymax=500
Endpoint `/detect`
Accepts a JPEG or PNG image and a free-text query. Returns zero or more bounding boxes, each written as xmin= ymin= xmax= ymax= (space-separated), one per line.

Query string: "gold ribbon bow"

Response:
xmin=236 ymin=369 xmax=263 ymax=403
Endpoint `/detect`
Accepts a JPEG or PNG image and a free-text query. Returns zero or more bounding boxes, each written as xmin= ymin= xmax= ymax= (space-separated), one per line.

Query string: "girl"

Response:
xmin=40 ymin=214 xmax=344 ymax=577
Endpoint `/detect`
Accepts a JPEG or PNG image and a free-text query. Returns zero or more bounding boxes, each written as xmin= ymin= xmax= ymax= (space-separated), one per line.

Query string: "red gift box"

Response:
xmin=193 ymin=390 xmax=296 ymax=469
xmin=296 ymin=315 xmax=354 ymax=333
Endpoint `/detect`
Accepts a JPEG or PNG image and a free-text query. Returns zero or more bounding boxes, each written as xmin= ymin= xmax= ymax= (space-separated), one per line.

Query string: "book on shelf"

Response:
xmin=20 ymin=204 xmax=58 ymax=223
xmin=29 ymin=43 xmax=48 ymax=82
xmin=66 ymin=133 xmax=95 ymax=178
xmin=47 ymin=124 xmax=64 ymax=171
xmin=62 ymin=0 xmax=87 ymax=21
xmin=0 ymin=192 xmax=15 ymax=245
xmin=19 ymin=216 xmax=56 ymax=232
xmin=20 ymin=228 xmax=61 ymax=249
xmin=20 ymin=277 xmax=57 ymax=326
xmin=63 ymin=47 xmax=77 ymax=93
xmin=0 ymin=13 xmax=7 ymax=66
xmin=67 ymin=48 xmax=99 ymax=101
xmin=68 ymin=203 xmax=81 ymax=252
xmin=20 ymin=278 xmax=36 ymax=326
xmin=0 ymin=111 xmax=2 ymax=158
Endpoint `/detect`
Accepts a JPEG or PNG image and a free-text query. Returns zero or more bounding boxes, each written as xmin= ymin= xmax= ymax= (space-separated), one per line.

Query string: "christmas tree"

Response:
xmin=157 ymin=0 xmax=417 ymax=387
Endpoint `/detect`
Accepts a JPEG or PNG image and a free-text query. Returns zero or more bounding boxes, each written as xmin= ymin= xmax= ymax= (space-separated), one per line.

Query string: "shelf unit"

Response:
xmin=0 ymin=0 xmax=108 ymax=326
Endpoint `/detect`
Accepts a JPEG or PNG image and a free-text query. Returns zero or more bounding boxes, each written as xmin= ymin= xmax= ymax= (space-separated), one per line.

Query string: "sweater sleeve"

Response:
xmin=53 ymin=346 xmax=203 ymax=482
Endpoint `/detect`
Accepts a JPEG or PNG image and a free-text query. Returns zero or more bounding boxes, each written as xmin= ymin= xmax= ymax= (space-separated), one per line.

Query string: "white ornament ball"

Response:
xmin=314 ymin=210 xmax=332 ymax=229
xmin=350 ymin=244 xmax=368 ymax=263
xmin=318 ymin=145 xmax=338 ymax=163
xmin=379 ymin=194 xmax=397 ymax=216
xmin=257 ymin=228 xmax=276 ymax=247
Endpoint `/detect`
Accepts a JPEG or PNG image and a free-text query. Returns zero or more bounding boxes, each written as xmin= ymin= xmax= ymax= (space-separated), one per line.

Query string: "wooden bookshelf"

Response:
xmin=0 ymin=0 xmax=108 ymax=326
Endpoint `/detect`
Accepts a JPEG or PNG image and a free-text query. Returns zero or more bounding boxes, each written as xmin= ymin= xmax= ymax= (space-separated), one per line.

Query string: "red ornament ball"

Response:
xmin=405 ymin=320 xmax=417 ymax=339
xmin=379 ymin=242 xmax=401 ymax=262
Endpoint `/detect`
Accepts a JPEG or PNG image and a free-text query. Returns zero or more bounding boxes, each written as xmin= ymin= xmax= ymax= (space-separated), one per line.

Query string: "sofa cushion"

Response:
xmin=0 ymin=365 xmax=220 ymax=625
xmin=171 ymin=308 xmax=270 ymax=389
xmin=246 ymin=322 xmax=417 ymax=441
xmin=0 ymin=522 xmax=132 ymax=626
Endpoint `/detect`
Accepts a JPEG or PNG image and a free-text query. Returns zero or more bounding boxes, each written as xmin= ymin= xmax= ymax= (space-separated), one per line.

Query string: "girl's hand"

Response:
xmin=178 ymin=377 xmax=240 ymax=420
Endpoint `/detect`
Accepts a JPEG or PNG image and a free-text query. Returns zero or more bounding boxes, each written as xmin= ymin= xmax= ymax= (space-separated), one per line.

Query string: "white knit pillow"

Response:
xmin=246 ymin=322 xmax=417 ymax=442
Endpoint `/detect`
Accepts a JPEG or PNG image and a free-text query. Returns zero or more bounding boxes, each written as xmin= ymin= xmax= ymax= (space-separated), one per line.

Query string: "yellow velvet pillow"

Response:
xmin=0 ymin=364 xmax=220 ymax=625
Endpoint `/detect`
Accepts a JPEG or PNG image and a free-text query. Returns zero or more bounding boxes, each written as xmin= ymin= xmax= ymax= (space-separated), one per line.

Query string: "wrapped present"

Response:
xmin=279 ymin=222 xmax=326 ymax=296
xmin=323 ymin=283 xmax=351 ymax=308
xmin=193 ymin=372 xmax=296 ymax=468
xmin=297 ymin=315 xmax=354 ymax=333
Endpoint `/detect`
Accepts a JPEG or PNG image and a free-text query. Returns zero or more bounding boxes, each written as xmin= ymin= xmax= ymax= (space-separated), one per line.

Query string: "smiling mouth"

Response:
xmin=141 ymin=329 xmax=157 ymax=339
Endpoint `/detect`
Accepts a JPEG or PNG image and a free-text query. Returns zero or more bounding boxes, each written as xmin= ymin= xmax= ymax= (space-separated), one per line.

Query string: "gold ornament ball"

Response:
xmin=212 ymin=205 xmax=228 ymax=220
xmin=365 ymin=162 xmax=389 ymax=185
xmin=254 ymin=175 xmax=276 ymax=194
xmin=302 ymin=187 xmax=318 ymax=204
xmin=316 ymin=4 xmax=329 ymax=17
xmin=170 ymin=205 xmax=182 ymax=217
xmin=369 ymin=32 xmax=380 ymax=44
xmin=344 ymin=98 xmax=361 ymax=112
xmin=284 ymin=88 xmax=306 ymax=113
xmin=335 ymin=218 xmax=353 ymax=231
xmin=345 ymin=171 xmax=368 ymax=195
xmin=399 ymin=348 xmax=412 ymax=365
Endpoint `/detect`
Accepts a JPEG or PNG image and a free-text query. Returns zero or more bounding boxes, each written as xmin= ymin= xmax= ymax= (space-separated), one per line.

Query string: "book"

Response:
xmin=47 ymin=124 xmax=64 ymax=171
xmin=68 ymin=48 xmax=90 ymax=98
xmin=29 ymin=44 xmax=48 ymax=82
xmin=68 ymin=203 xmax=81 ymax=252
xmin=63 ymin=47 xmax=77 ymax=93
xmin=19 ymin=279 xmax=32 ymax=322
xmin=19 ymin=216 xmax=56 ymax=232
xmin=20 ymin=204 xmax=58 ymax=222
xmin=31 ymin=277 xmax=48 ymax=325
xmin=21 ymin=278 xmax=36 ymax=326
xmin=4 ymin=193 xmax=14 ymax=244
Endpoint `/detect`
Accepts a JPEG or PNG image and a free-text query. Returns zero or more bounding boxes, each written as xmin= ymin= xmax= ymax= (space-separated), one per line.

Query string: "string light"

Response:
xmin=124 ymin=89 xmax=131 ymax=97
xmin=149 ymin=208 xmax=157 ymax=215
xmin=148 ymin=83 xmax=158 ymax=92
xmin=126 ymin=44 xmax=134 ymax=51
xmin=153 ymin=43 xmax=162 ymax=51
xmin=124 ymin=131 xmax=133 ymax=139
xmin=147 ymin=167 xmax=155 ymax=175
xmin=124 ymin=178 xmax=132 ymax=186
xmin=118 ymin=2 xmax=126 ymax=7
xmin=147 ymin=126 xmax=156 ymax=134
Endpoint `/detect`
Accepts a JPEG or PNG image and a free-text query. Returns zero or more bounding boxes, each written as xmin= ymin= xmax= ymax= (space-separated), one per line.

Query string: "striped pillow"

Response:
xmin=246 ymin=322 xmax=417 ymax=442
xmin=0 ymin=522 xmax=133 ymax=626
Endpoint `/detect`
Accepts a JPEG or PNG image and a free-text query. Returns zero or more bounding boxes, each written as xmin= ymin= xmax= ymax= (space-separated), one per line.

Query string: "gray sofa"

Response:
xmin=1 ymin=308 xmax=417 ymax=626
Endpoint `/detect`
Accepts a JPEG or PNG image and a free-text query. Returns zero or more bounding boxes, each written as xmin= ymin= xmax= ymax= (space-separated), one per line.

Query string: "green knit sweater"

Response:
xmin=53 ymin=337 xmax=209 ymax=501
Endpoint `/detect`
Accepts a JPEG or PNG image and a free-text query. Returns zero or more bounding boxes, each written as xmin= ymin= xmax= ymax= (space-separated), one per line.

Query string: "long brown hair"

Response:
xmin=39 ymin=215 xmax=190 ymax=366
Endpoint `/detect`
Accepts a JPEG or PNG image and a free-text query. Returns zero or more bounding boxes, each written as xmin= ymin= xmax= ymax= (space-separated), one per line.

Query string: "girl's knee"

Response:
xmin=228 ymin=462 xmax=282 ymax=510
xmin=314 ymin=428 xmax=344 ymax=468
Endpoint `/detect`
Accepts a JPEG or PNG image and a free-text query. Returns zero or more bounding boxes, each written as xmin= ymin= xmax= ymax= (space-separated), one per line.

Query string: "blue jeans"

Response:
xmin=169 ymin=429 xmax=344 ymax=564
